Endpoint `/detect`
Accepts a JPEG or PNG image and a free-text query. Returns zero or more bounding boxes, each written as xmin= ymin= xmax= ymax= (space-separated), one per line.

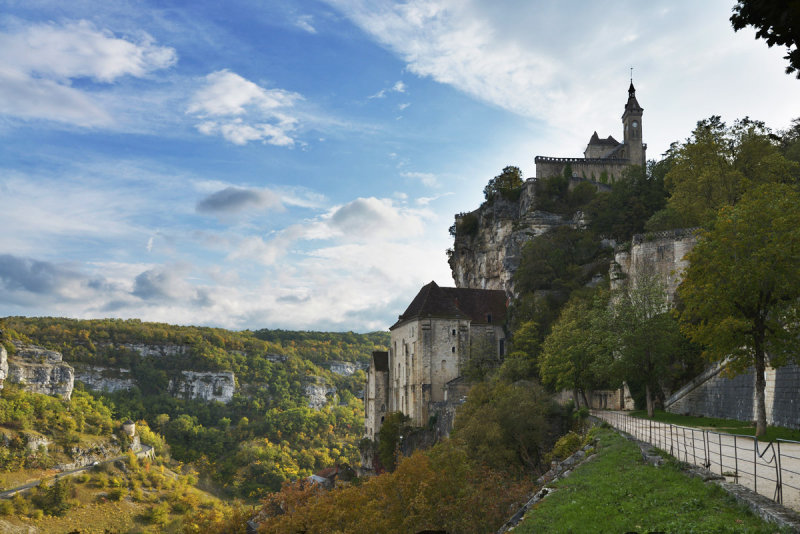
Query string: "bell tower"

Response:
xmin=622 ymin=81 xmax=646 ymax=167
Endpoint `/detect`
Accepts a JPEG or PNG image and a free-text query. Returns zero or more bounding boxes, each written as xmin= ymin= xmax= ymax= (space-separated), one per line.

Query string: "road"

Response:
xmin=0 ymin=445 xmax=154 ymax=499
xmin=593 ymin=411 xmax=800 ymax=513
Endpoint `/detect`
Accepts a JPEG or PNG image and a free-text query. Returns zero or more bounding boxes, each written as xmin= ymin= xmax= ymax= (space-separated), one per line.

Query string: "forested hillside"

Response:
xmin=1 ymin=317 xmax=389 ymax=499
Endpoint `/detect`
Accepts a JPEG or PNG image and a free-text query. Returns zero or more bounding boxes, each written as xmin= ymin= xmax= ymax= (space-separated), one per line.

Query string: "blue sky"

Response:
xmin=1 ymin=0 xmax=798 ymax=332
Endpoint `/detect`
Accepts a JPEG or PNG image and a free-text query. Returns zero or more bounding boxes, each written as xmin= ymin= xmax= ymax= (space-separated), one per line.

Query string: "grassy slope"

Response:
xmin=629 ymin=410 xmax=800 ymax=442
xmin=515 ymin=427 xmax=789 ymax=533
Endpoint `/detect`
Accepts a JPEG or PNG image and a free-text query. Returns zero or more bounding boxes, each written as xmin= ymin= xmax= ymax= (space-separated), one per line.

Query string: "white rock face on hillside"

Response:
xmin=7 ymin=342 xmax=74 ymax=400
xmin=0 ymin=345 xmax=8 ymax=388
xmin=73 ymin=364 xmax=136 ymax=392
xmin=328 ymin=361 xmax=367 ymax=376
xmin=169 ymin=371 xmax=236 ymax=403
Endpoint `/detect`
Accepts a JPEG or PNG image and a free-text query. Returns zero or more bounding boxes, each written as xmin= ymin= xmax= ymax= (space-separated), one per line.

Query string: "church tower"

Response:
xmin=622 ymin=81 xmax=646 ymax=167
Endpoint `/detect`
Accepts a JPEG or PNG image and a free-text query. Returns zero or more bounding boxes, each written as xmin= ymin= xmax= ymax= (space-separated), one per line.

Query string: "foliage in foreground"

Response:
xmin=515 ymin=427 xmax=787 ymax=533
xmin=257 ymin=379 xmax=569 ymax=533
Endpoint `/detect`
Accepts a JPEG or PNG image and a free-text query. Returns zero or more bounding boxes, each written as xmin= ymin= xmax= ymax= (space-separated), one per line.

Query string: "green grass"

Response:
xmin=514 ymin=427 xmax=791 ymax=533
xmin=629 ymin=410 xmax=800 ymax=442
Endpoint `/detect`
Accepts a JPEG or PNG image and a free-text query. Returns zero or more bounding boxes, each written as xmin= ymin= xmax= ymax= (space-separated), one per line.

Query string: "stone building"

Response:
xmin=364 ymin=281 xmax=507 ymax=440
xmin=535 ymin=82 xmax=646 ymax=181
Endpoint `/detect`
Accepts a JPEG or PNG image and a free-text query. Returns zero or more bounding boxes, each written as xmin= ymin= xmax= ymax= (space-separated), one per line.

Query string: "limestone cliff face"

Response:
xmin=7 ymin=343 xmax=74 ymax=400
xmin=73 ymin=364 xmax=136 ymax=393
xmin=169 ymin=371 xmax=236 ymax=403
xmin=73 ymin=364 xmax=237 ymax=403
xmin=449 ymin=180 xmax=581 ymax=292
xmin=0 ymin=345 xmax=8 ymax=389
xmin=610 ymin=228 xmax=698 ymax=301
xmin=100 ymin=342 xmax=191 ymax=358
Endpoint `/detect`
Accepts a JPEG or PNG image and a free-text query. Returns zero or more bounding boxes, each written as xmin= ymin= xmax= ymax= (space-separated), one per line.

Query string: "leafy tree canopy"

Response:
xmin=483 ymin=165 xmax=524 ymax=202
xmin=678 ymin=182 xmax=800 ymax=435
xmin=656 ymin=116 xmax=799 ymax=228
xmin=731 ymin=0 xmax=800 ymax=78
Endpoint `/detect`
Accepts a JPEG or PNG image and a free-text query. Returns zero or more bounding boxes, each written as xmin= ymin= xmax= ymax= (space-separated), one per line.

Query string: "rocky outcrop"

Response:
xmin=7 ymin=343 xmax=74 ymax=400
xmin=328 ymin=361 xmax=368 ymax=376
xmin=169 ymin=371 xmax=236 ymax=403
xmin=449 ymin=179 xmax=584 ymax=292
xmin=305 ymin=378 xmax=337 ymax=409
xmin=56 ymin=439 xmax=124 ymax=471
xmin=73 ymin=364 xmax=136 ymax=392
xmin=610 ymin=228 xmax=698 ymax=301
xmin=102 ymin=342 xmax=191 ymax=358
xmin=0 ymin=344 xmax=8 ymax=389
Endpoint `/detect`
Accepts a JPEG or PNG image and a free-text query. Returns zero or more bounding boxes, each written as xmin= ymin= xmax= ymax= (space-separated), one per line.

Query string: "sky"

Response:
xmin=0 ymin=1 xmax=798 ymax=333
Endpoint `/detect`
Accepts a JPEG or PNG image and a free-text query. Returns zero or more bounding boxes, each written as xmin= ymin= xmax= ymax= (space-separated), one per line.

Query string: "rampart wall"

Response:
xmin=664 ymin=362 xmax=800 ymax=430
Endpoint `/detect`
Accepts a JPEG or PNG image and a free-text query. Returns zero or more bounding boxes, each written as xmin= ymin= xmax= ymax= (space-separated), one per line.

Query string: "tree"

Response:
xmin=611 ymin=270 xmax=685 ymax=417
xmin=538 ymin=290 xmax=613 ymax=407
xmin=660 ymin=117 xmax=799 ymax=228
xmin=731 ymin=0 xmax=800 ymax=78
xmin=678 ymin=183 xmax=800 ymax=436
xmin=483 ymin=165 xmax=524 ymax=202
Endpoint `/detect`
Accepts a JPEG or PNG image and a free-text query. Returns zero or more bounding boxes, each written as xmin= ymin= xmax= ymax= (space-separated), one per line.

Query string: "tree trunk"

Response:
xmin=581 ymin=389 xmax=590 ymax=410
xmin=754 ymin=349 xmax=767 ymax=437
xmin=572 ymin=388 xmax=581 ymax=408
xmin=645 ymin=383 xmax=654 ymax=418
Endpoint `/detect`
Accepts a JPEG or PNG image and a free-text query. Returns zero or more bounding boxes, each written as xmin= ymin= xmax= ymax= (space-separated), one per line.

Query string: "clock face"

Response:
xmin=632 ymin=120 xmax=638 ymax=128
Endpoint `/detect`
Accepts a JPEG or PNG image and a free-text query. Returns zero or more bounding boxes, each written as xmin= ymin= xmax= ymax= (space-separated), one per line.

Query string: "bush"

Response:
xmin=0 ymin=500 xmax=14 ymax=516
xmin=546 ymin=431 xmax=582 ymax=463
xmin=455 ymin=213 xmax=479 ymax=237
xmin=108 ymin=487 xmax=128 ymax=501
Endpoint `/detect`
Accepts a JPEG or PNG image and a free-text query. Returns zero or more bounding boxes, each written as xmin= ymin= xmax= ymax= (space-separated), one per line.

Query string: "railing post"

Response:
xmin=776 ymin=441 xmax=783 ymax=504
xmin=733 ymin=436 xmax=738 ymax=482
xmin=754 ymin=438 xmax=757 ymax=496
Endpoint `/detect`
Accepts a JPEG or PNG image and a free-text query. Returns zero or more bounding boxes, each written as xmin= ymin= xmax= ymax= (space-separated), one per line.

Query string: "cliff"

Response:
xmin=449 ymin=179 xmax=582 ymax=292
xmin=169 ymin=370 xmax=236 ymax=403
xmin=6 ymin=342 xmax=74 ymax=400
xmin=610 ymin=228 xmax=698 ymax=300
xmin=73 ymin=363 xmax=237 ymax=403
xmin=0 ymin=344 xmax=8 ymax=388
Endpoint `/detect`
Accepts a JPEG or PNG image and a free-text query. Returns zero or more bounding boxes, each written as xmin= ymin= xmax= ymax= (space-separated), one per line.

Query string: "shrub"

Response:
xmin=108 ymin=487 xmax=127 ymax=501
xmin=546 ymin=431 xmax=582 ymax=463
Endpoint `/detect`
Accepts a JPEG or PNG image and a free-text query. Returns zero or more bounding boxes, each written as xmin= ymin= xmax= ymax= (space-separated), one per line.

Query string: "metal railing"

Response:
xmin=593 ymin=410 xmax=800 ymax=512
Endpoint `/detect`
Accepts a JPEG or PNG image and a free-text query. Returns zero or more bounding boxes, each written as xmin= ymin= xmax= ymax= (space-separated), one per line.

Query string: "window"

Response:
xmin=487 ymin=313 xmax=492 ymax=323
xmin=451 ymin=346 xmax=455 ymax=353
xmin=499 ymin=339 xmax=505 ymax=356
xmin=451 ymin=329 xmax=456 ymax=336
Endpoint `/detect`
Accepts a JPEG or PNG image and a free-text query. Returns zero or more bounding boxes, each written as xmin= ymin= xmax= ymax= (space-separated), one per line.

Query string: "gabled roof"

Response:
xmin=391 ymin=281 xmax=507 ymax=329
xmin=587 ymin=131 xmax=620 ymax=147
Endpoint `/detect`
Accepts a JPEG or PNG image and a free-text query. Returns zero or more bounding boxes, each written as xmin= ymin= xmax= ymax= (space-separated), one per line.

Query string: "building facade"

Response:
xmin=364 ymin=281 xmax=507 ymax=440
xmin=535 ymin=82 xmax=647 ymax=182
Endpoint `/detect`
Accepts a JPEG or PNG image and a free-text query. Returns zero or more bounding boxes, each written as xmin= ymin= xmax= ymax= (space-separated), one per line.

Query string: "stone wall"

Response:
xmin=665 ymin=362 xmax=800 ymax=430
xmin=534 ymin=156 xmax=630 ymax=183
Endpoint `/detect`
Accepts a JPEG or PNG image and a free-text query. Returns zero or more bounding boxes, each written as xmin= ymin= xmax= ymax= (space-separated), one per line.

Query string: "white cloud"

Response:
xmin=369 ymin=79 xmax=408 ymax=99
xmin=401 ymin=171 xmax=438 ymax=187
xmin=188 ymin=69 xmax=303 ymax=146
xmin=294 ymin=15 xmax=317 ymax=34
xmin=0 ymin=19 xmax=176 ymax=126
xmin=325 ymin=0 xmax=800 ymax=157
